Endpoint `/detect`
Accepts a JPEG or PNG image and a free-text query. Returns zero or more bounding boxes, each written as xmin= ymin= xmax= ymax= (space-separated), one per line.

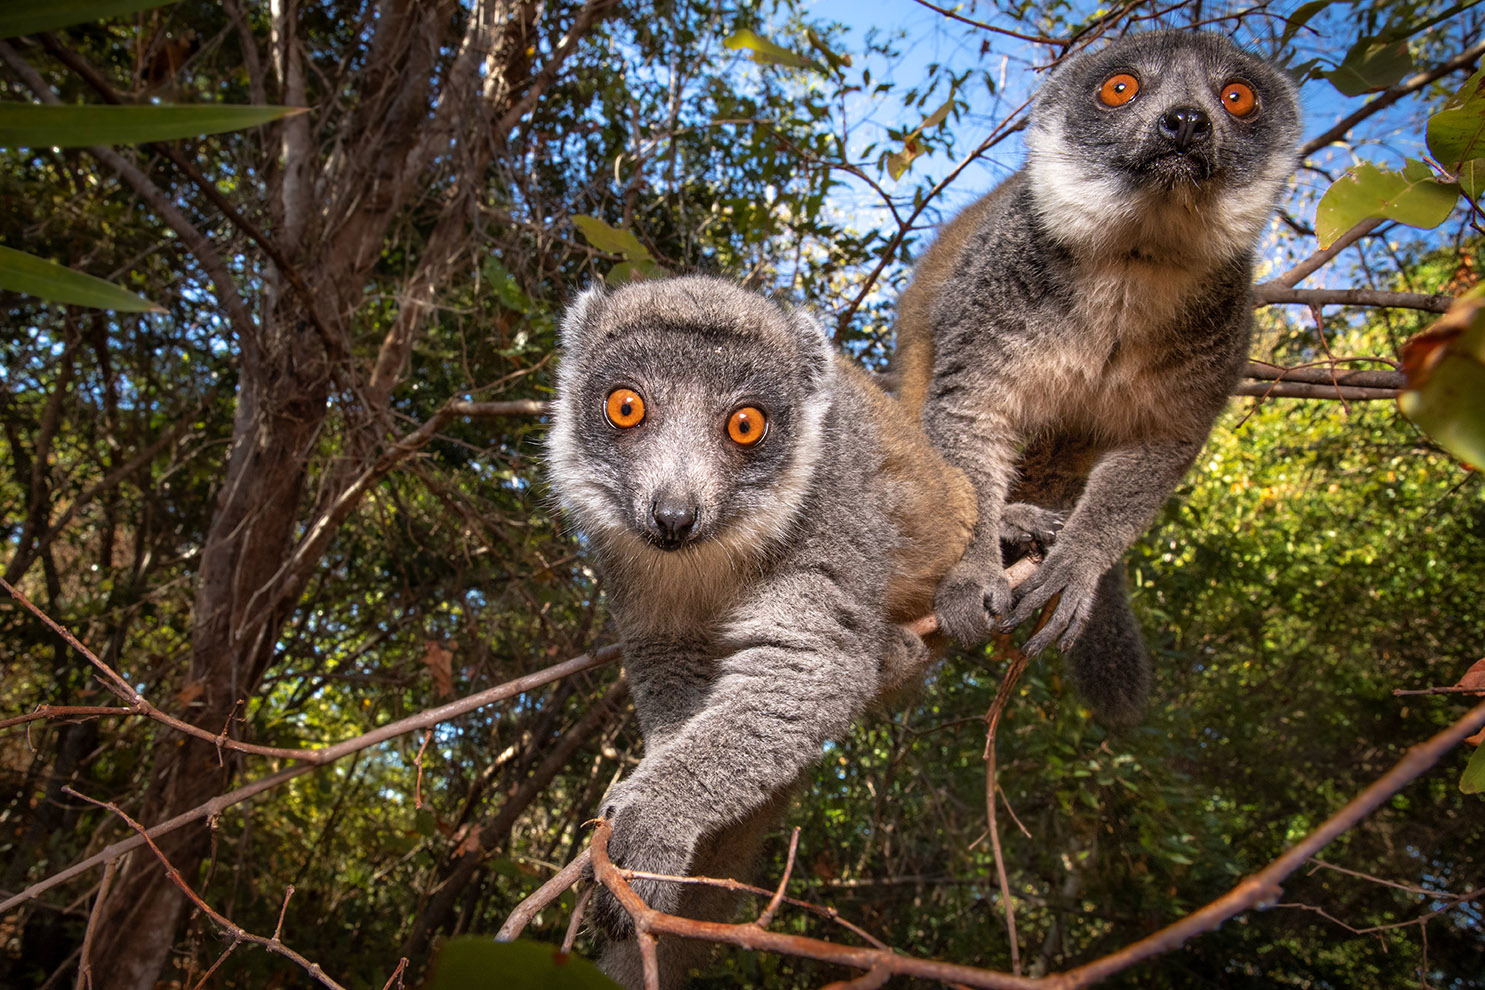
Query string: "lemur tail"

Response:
xmin=1067 ymin=566 xmax=1151 ymax=729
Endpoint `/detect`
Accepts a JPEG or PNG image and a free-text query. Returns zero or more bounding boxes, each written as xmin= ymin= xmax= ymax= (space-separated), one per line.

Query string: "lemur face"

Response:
xmin=548 ymin=277 xmax=832 ymax=562
xmin=1021 ymin=30 xmax=1300 ymax=259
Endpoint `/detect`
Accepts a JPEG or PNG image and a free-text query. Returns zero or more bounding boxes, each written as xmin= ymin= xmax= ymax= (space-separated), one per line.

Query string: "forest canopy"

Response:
xmin=1 ymin=1 xmax=1482 ymax=988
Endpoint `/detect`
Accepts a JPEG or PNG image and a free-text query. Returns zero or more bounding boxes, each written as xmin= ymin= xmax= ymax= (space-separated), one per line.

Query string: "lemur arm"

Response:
xmin=1007 ymin=433 xmax=1201 ymax=656
xmin=592 ymin=575 xmax=909 ymax=935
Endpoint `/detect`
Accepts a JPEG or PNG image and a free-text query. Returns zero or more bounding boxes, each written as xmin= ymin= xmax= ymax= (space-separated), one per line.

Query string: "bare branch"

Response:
xmin=2 ymin=575 xmax=621 ymax=763
xmin=0 ymin=643 xmax=622 ymax=915
xmin=495 ymin=848 xmax=595 ymax=941
xmin=1059 ymin=699 xmax=1485 ymax=987
xmin=1269 ymin=218 xmax=1383 ymax=290
xmin=1235 ymin=382 xmax=1398 ymax=401
xmin=1299 ymin=37 xmax=1485 ymax=158
xmin=63 ymin=788 xmax=350 ymax=990
xmin=571 ymin=697 xmax=1485 ymax=989
xmin=1253 ymin=285 xmax=1454 ymax=313
xmin=34 ymin=34 xmax=344 ymax=359
xmin=755 ymin=827 xmax=801 ymax=929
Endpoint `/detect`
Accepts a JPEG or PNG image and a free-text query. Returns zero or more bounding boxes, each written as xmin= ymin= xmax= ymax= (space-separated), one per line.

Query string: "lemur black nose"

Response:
xmin=652 ymin=499 xmax=697 ymax=544
xmin=1158 ymin=106 xmax=1212 ymax=149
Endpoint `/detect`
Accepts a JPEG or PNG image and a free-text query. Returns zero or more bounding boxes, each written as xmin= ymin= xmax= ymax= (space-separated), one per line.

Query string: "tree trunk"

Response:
xmin=89 ymin=309 xmax=332 ymax=989
xmin=77 ymin=2 xmax=612 ymax=984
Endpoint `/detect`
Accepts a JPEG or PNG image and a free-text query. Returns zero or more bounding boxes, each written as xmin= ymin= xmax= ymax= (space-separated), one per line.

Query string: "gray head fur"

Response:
xmin=548 ymin=277 xmax=835 ymax=620
xmin=1024 ymin=29 xmax=1301 ymax=263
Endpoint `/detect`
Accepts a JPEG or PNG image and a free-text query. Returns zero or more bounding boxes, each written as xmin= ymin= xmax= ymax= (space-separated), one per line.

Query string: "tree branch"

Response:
xmin=575 ymin=697 xmax=1485 ymax=989
xmin=33 ymin=33 xmax=344 ymax=359
xmin=64 ymin=787 xmax=351 ymax=990
xmin=1298 ymin=37 xmax=1485 ymax=158
xmin=1253 ymin=284 xmax=1454 ymax=313
xmin=1269 ymin=218 xmax=1384 ymax=290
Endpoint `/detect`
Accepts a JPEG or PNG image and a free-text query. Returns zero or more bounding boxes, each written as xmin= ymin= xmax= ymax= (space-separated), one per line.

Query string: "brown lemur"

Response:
xmin=895 ymin=30 xmax=1301 ymax=726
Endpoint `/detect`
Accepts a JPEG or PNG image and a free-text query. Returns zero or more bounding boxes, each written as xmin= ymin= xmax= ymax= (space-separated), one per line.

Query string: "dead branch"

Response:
xmin=1252 ymin=285 xmax=1454 ymax=313
xmin=34 ymin=33 xmax=343 ymax=360
xmin=2 ymin=575 xmax=618 ymax=763
xmin=496 ymin=849 xmax=595 ymax=941
xmin=1268 ymin=218 xmax=1384 ymax=291
xmin=63 ymin=787 xmax=350 ymax=990
xmin=1058 ymin=698 xmax=1485 ymax=986
xmin=562 ymin=697 xmax=1485 ymax=989
xmin=0 ymin=643 xmax=621 ymax=915
xmin=1234 ymin=382 xmax=1398 ymax=401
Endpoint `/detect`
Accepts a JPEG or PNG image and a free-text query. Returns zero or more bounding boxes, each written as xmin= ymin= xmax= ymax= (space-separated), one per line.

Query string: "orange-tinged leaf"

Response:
xmin=422 ymin=639 xmax=455 ymax=699
xmin=1457 ymin=657 xmax=1485 ymax=693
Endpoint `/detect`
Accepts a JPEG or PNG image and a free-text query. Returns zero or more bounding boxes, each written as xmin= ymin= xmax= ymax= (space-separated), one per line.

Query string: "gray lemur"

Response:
xmin=546 ymin=275 xmax=980 ymax=987
xmin=895 ymin=30 xmax=1300 ymax=725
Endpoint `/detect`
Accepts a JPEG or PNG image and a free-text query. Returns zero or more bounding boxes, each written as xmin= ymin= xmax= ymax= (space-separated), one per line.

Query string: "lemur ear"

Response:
xmin=789 ymin=310 xmax=836 ymax=393
xmin=558 ymin=284 xmax=607 ymax=350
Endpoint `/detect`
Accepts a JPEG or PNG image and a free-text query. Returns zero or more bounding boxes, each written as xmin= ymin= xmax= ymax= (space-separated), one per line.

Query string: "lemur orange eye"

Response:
xmin=605 ymin=388 xmax=645 ymax=428
xmin=1220 ymin=80 xmax=1257 ymax=117
xmin=727 ymin=406 xmax=767 ymax=446
xmin=1098 ymin=73 xmax=1139 ymax=107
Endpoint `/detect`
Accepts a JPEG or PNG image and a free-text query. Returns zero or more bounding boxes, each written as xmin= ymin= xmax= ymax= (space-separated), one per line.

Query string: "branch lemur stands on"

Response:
xmin=895 ymin=30 xmax=1301 ymax=726
xmin=547 ymin=276 xmax=983 ymax=988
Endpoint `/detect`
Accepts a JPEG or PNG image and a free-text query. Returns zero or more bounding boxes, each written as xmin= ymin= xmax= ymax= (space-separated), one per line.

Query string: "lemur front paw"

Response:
xmin=934 ymin=558 xmax=1012 ymax=647
xmin=880 ymin=624 xmax=934 ymax=693
xmin=591 ymin=781 xmax=693 ymax=940
xmin=1000 ymin=503 xmax=1064 ymax=551
xmin=1003 ymin=546 xmax=1101 ymax=655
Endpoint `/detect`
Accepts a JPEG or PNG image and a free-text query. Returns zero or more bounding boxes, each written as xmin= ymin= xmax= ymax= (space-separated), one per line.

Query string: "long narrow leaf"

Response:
xmin=0 ymin=0 xmax=175 ymax=38
xmin=0 ymin=245 xmax=162 ymax=312
xmin=0 ymin=103 xmax=305 ymax=149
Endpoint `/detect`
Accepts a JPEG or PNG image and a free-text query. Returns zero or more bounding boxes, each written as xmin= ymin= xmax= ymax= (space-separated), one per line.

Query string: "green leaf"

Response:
xmin=1399 ymin=288 xmax=1485 ymax=469
xmin=886 ymin=93 xmax=955 ymax=181
xmin=1462 ymin=743 xmax=1485 ymax=795
xmin=482 ymin=256 xmax=533 ymax=313
xmin=1314 ymin=160 xmax=1458 ymax=247
xmin=1280 ymin=0 xmax=1332 ymax=45
xmin=0 ymin=244 xmax=161 ymax=312
xmin=1324 ymin=37 xmax=1413 ymax=96
xmin=805 ymin=28 xmax=852 ymax=72
xmin=427 ymin=938 xmax=620 ymax=990
xmin=1458 ymin=158 xmax=1485 ymax=203
xmin=0 ymin=0 xmax=174 ymax=37
xmin=571 ymin=215 xmax=649 ymax=260
xmin=0 ymin=103 xmax=306 ymax=149
xmin=1426 ymin=69 xmax=1485 ymax=169
xmin=723 ymin=28 xmax=817 ymax=71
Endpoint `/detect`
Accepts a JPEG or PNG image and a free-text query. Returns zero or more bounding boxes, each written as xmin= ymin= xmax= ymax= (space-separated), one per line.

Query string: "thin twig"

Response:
xmin=578 ymin=696 xmax=1485 ymax=989
xmin=755 ymin=827 xmax=801 ymax=929
xmin=2 ymin=574 xmax=618 ymax=763
xmin=63 ymin=787 xmax=350 ymax=990
xmin=1269 ymin=218 xmax=1384 ymax=290
xmin=496 ymin=848 xmax=595 ymax=941
xmin=3 ymin=645 xmax=620 ymax=915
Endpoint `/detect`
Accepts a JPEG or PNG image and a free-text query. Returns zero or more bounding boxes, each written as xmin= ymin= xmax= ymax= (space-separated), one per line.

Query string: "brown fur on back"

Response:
xmin=893 ymin=189 xmax=1008 ymax=419
xmin=837 ymin=359 xmax=976 ymax=627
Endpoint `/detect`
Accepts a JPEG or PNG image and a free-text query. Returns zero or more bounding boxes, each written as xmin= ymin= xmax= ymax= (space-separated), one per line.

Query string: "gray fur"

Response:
xmin=547 ymin=276 xmax=951 ymax=988
xmin=900 ymin=30 xmax=1300 ymax=725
